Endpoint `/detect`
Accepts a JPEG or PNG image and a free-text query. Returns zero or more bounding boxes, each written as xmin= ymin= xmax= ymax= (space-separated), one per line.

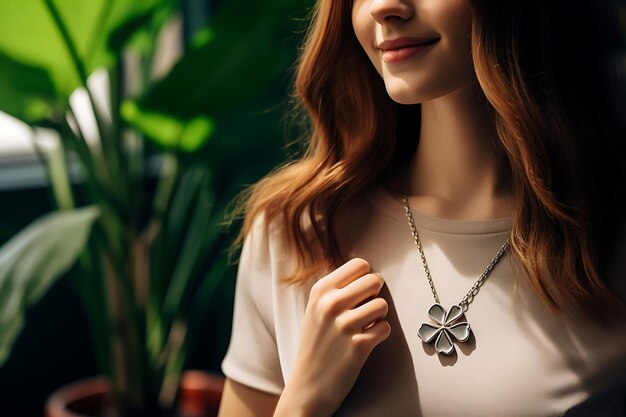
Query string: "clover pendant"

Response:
xmin=417 ymin=304 xmax=471 ymax=355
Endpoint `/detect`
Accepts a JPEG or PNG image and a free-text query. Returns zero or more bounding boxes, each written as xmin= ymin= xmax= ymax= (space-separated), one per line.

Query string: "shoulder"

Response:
xmin=241 ymin=209 xmax=321 ymax=281
xmin=239 ymin=212 xmax=282 ymax=277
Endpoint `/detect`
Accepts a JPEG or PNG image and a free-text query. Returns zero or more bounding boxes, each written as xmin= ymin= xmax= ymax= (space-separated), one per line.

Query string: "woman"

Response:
xmin=218 ymin=0 xmax=626 ymax=415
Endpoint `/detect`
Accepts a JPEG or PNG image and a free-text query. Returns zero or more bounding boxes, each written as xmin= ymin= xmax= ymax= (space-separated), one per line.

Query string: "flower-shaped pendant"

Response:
xmin=417 ymin=304 xmax=471 ymax=355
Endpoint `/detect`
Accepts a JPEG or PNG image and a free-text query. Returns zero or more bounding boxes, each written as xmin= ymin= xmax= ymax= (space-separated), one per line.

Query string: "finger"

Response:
xmin=338 ymin=273 xmax=384 ymax=309
xmin=318 ymin=258 xmax=371 ymax=291
xmin=352 ymin=320 xmax=391 ymax=351
xmin=338 ymin=297 xmax=389 ymax=333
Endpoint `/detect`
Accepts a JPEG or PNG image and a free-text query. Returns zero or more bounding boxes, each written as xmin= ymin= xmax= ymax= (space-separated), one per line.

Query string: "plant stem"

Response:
xmin=152 ymin=154 xmax=180 ymax=217
xmin=31 ymin=128 xmax=75 ymax=210
xmin=65 ymin=106 xmax=111 ymax=190
xmin=158 ymin=319 xmax=188 ymax=409
xmin=57 ymin=112 xmax=130 ymax=223
xmin=104 ymin=252 xmax=144 ymax=411
xmin=42 ymin=0 xmax=129 ymax=212
xmin=46 ymin=137 xmax=76 ymax=210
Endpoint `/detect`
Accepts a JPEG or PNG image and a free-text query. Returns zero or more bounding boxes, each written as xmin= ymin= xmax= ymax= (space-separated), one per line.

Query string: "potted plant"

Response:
xmin=0 ymin=0 xmax=306 ymax=415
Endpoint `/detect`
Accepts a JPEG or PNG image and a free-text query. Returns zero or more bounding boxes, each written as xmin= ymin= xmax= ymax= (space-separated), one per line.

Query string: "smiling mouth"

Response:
xmin=378 ymin=37 xmax=440 ymax=51
xmin=380 ymin=39 xmax=439 ymax=63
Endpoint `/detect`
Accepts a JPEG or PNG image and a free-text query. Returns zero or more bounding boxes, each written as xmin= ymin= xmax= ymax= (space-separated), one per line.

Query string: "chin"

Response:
xmin=388 ymin=94 xmax=421 ymax=105
xmin=385 ymin=86 xmax=435 ymax=105
xmin=383 ymin=74 xmax=477 ymax=105
xmin=382 ymin=74 xmax=445 ymax=104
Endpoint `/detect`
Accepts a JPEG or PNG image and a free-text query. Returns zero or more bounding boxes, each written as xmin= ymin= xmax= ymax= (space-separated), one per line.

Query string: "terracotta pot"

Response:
xmin=45 ymin=370 xmax=225 ymax=417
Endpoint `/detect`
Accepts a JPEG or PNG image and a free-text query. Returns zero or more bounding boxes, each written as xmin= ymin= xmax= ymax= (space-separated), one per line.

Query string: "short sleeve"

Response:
xmin=221 ymin=215 xmax=285 ymax=395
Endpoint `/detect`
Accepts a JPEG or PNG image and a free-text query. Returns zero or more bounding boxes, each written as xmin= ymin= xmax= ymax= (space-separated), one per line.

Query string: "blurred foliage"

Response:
xmin=123 ymin=0 xmax=304 ymax=151
xmin=0 ymin=0 xmax=162 ymax=122
xmin=0 ymin=0 xmax=310 ymax=415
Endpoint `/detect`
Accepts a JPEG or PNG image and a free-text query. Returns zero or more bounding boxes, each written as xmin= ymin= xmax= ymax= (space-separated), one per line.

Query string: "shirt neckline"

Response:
xmin=366 ymin=185 xmax=513 ymax=235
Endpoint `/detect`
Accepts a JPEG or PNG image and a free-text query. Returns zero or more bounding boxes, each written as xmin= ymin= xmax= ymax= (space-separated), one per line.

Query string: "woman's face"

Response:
xmin=351 ymin=0 xmax=476 ymax=104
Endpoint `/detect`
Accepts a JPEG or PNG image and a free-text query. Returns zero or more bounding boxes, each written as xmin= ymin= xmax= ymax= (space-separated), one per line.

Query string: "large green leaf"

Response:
xmin=122 ymin=0 xmax=308 ymax=152
xmin=0 ymin=52 xmax=58 ymax=122
xmin=0 ymin=0 xmax=163 ymax=123
xmin=0 ymin=206 xmax=100 ymax=366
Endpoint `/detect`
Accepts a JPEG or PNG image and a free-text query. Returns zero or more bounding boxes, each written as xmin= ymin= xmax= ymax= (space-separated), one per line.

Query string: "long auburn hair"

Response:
xmin=231 ymin=0 xmax=626 ymax=319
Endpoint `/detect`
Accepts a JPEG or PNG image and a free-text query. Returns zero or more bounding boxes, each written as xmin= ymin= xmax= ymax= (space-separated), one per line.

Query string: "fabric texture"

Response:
xmin=221 ymin=185 xmax=626 ymax=417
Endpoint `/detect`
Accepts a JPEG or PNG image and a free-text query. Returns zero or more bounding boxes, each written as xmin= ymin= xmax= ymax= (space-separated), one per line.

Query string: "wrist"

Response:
xmin=274 ymin=383 xmax=332 ymax=417
xmin=274 ymin=404 xmax=316 ymax=417
xmin=274 ymin=400 xmax=317 ymax=417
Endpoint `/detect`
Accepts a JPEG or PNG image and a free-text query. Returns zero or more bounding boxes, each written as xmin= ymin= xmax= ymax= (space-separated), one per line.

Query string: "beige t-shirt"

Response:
xmin=221 ymin=186 xmax=626 ymax=417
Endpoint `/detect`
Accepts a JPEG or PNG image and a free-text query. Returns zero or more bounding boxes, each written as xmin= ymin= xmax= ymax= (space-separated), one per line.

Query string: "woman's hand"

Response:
xmin=274 ymin=258 xmax=391 ymax=417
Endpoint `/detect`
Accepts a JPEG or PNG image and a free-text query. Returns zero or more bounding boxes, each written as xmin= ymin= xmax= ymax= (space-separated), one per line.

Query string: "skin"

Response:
xmin=219 ymin=259 xmax=389 ymax=417
xmin=354 ymin=0 xmax=514 ymax=219
xmin=219 ymin=1 xmax=513 ymax=416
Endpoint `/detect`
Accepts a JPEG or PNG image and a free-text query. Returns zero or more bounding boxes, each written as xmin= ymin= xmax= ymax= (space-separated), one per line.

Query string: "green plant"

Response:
xmin=0 ymin=0 xmax=307 ymax=415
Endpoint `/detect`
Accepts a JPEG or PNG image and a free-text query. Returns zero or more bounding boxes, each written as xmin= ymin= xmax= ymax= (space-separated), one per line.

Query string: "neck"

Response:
xmin=403 ymin=82 xmax=513 ymax=220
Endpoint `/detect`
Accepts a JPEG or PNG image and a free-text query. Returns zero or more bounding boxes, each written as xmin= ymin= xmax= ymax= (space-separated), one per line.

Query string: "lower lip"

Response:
xmin=381 ymin=41 xmax=437 ymax=63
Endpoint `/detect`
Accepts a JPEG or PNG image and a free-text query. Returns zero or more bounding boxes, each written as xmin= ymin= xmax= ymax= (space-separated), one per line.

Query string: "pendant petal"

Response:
xmin=447 ymin=322 xmax=471 ymax=342
xmin=427 ymin=304 xmax=447 ymax=325
xmin=417 ymin=323 xmax=442 ymax=343
xmin=444 ymin=304 xmax=464 ymax=325
xmin=435 ymin=330 xmax=454 ymax=355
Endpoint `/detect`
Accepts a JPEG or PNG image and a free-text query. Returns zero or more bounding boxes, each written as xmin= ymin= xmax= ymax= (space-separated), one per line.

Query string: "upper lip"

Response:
xmin=378 ymin=37 xmax=439 ymax=51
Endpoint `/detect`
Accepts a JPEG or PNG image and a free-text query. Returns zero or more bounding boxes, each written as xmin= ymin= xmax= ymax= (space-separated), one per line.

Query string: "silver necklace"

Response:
xmin=401 ymin=167 xmax=511 ymax=356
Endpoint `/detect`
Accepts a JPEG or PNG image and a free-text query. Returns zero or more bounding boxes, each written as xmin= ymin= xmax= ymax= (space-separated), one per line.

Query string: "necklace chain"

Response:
xmin=401 ymin=162 xmax=511 ymax=313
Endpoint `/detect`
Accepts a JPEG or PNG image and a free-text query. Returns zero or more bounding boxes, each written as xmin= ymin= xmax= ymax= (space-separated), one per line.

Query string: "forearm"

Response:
xmin=273 ymin=383 xmax=333 ymax=417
